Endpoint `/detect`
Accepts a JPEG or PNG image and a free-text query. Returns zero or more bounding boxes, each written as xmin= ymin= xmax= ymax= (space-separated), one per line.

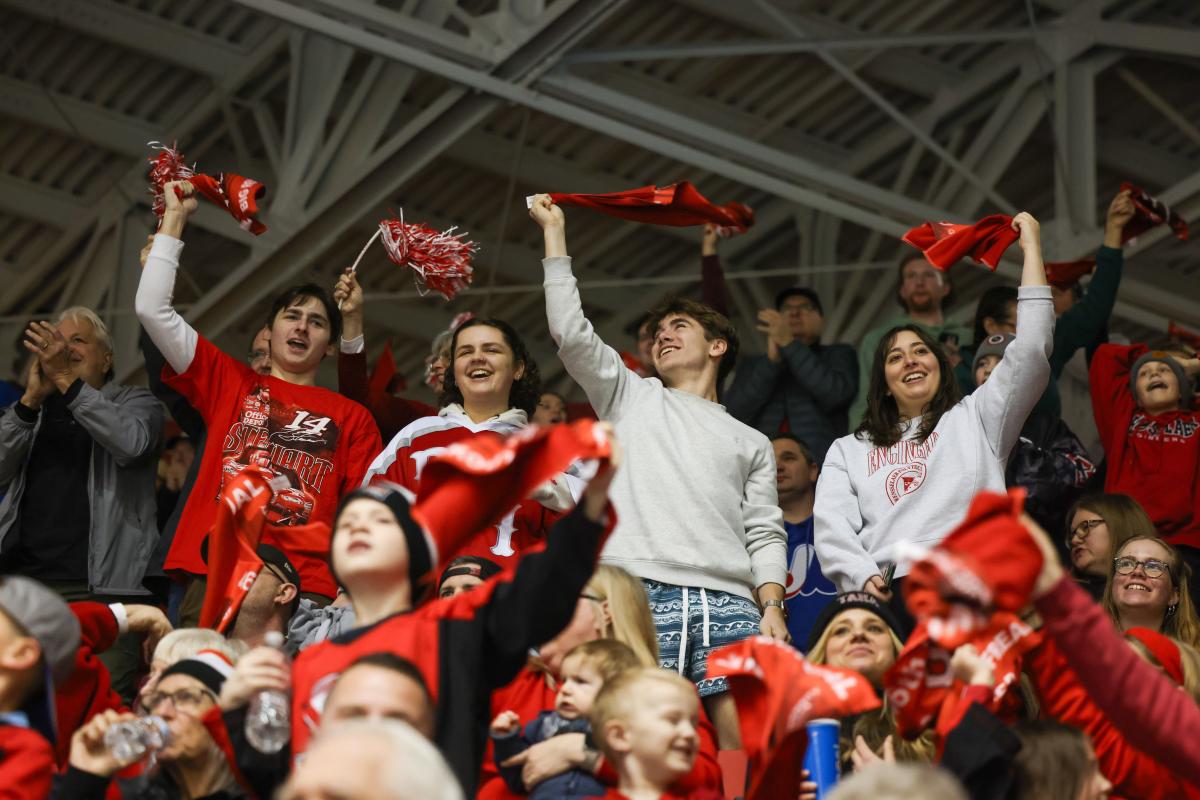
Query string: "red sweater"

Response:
xmin=54 ymin=603 xmax=129 ymax=767
xmin=1034 ymin=576 xmax=1200 ymax=789
xmin=1026 ymin=638 xmax=1199 ymax=799
xmin=1091 ymin=343 xmax=1200 ymax=547
xmin=0 ymin=724 xmax=54 ymax=799
xmin=477 ymin=667 xmax=723 ymax=798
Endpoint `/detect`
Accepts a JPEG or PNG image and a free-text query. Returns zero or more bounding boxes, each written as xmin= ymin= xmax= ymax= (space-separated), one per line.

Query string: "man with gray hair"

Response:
xmin=0 ymin=307 xmax=163 ymax=698
xmin=280 ymin=719 xmax=463 ymax=800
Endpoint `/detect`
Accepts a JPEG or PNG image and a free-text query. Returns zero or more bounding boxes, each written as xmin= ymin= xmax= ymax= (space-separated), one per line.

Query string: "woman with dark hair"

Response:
xmin=814 ymin=213 xmax=1053 ymax=614
xmin=364 ymin=317 xmax=580 ymax=567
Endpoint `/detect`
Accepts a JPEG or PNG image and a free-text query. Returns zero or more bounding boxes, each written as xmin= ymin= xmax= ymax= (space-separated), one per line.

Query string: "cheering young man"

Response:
xmin=135 ymin=180 xmax=380 ymax=617
xmin=529 ymin=194 xmax=787 ymax=750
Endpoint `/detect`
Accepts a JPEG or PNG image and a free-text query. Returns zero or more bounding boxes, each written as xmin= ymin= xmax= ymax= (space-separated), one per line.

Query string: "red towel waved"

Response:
xmin=200 ymin=466 xmax=277 ymax=631
xmin=540 ymin=182 xmax=754 ymax=233
xmin=902 ymin=214 xmax=1018 ymax=271
xmin=1122 ymin=181 xmax=1188 ymax=242
xmin=706 ymin=636 xmax=881 ymax=800
xmin=147 ymin=142 xmax=267 ymax=235
xmin=1044 ymin=258 xmax=1096 ymax=291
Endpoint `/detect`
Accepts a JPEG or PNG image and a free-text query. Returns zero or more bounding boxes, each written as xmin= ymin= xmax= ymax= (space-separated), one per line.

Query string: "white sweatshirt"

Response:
xmin=815 ymin=285 xmax=1054 ymax=593
xmin=543 ymin=256 xmax=787 ymax=599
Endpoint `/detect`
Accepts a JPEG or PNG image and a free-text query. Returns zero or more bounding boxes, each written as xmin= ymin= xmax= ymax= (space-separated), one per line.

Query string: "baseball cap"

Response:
xmin=0 ymin=576 xmax=81 ymax=743
xmin=200 ymin=537 xmax=302 ymax=594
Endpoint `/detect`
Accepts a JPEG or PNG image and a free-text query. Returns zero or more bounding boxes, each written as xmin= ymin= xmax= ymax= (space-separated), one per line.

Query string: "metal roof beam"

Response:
xmin=0 ymin=76 xmax=155 ymax=158
xmin=1092 ymin=20 xmax=1200 ymax=59
xmin=0 ymin=0 xmax=245 ymax=77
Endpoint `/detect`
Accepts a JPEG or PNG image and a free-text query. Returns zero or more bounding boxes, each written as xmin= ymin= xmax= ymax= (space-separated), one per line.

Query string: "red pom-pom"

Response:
xmin=146 ymin=141 xmax=195 ymax=217
xmin=377 ymin=216 xmax=477 ymax=301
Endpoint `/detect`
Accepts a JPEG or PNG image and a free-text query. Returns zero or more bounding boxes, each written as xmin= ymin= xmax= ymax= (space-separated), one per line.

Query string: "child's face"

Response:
xmin=555 ymin=654 xmax=604 ymax=720
xmin=1134 ymin=360 xmax=1182 ymax=414
xmin=331 ymin=498 xmax=409 ymax=587
xmin=974 ymin=354 xmax=1001 ymax=387
xmin=620 ymin=681 xmax=699 ymax=785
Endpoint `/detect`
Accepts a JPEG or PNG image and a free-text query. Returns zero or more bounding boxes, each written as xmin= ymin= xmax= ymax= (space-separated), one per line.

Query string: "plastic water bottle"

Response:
xmin=245 ymin=631 xmax=291 ymax=753
xmin=105 ymin=716 xmax=171 ymax=763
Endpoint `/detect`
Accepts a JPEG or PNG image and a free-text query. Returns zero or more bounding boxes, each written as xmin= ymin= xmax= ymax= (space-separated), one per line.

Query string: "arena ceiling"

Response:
xmin=1 ymin=0 xmax=1198 ymax=398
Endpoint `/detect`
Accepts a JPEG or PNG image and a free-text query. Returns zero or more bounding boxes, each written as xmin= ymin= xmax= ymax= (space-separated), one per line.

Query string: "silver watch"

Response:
xmin=763 ymin=599 xmax=788 ymax=618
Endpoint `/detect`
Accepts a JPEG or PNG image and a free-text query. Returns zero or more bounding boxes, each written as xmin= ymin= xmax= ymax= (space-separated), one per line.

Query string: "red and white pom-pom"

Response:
xmin=146 ymin=141 xmax=195 ymax=217
xmin=376 ymin=215 xmax=477 ymax=301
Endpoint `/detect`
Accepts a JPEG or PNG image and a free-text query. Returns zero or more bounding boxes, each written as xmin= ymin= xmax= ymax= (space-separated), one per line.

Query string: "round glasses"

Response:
xmin=1113 ymin=556 xmax=1171 ymax=580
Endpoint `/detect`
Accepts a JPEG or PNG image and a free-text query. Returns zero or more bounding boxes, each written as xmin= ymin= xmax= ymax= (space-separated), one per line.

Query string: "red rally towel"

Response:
xmin=533 ymin=182 xmax=754 ymax=233
xmin=1044 ymin=258 xmax=1097 ymax=291
xmin=902 ymin=214 xmax=1018 ymax=271
xmin=200 ymin=466 xmax=280 ymax=632
xmin=411 ymin=419 xmax=613 ymax=581
xmin=1122 ymin=181 xmax=1188 ymax=242
xmin=147 ymin=142 xmax=267 ymax=235
xmin=705 ymin=636 xmax=881 ymax=800
xmin=1169 ymin=321 xmax=1200 ymax=352
xmin=884 ymin=490 xmax=1044 ymax=741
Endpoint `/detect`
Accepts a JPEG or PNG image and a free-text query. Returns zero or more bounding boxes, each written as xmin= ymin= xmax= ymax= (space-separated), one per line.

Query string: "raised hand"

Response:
xmin=124 ymin=604 xmax=174 ymax=663
xmin=20 ymin=357 xmax=53 ymax=410
xmin=159 ymin=179 xmax=198 ymax=238
xmin=702 ymin=223 xmax=720 ymax=256
xmin=950 ymin=643 xmax=995 ymax=687
xmin=24 ymin=320 xmax=73 ymax=389
xmin=528 ymin=194 xmax=564 ymax=229
xmin=1011 ymin=212 xmax=1041 ymax=255
xmin=334 ymin=267 xmax=364 ymax=338
xmin=1104 ymin=189 xmax=1135 ymax=247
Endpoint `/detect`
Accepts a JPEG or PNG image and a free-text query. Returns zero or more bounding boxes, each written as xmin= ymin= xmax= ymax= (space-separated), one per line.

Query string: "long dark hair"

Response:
xmin=855 ymin=324 xmax=960 ymax=448
xmin=971 ymin=285 xmax=1017 ymax=347
xmin=439 ymin=317 xmax=541 ymax=416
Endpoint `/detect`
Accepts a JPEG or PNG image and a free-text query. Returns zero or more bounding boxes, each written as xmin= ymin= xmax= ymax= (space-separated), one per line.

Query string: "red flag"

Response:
xmin=902 ymin=214 xmax=1018 ymax=271
xmin=1044 ymin=258 xmax=1096 ymax=291
xmin=199 ymin=466 xmax=277 ymax=631
xmin=146 ymin=142 xmax=267 ymax=235
xmin=705 ymin=636 xmax=881 ymax=800
xmin=1121 ymin=181 xmax=1188 ymax=242
xmin=409 ymin=419 xmax=613 ymax=578
xmin=536 ymin=182 xmax=754 ymax=233
xmin=1169 ymin=321 xmax=1200 ymax=352
xmin=886 ymin=615 xmax=1040 ymax=742
xmin=369 ymin=340 xmax=398 ymax=396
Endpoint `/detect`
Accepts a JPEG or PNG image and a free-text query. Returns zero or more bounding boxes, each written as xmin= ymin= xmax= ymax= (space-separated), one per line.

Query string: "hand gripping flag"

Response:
xmin=902 ymin=214 xmax=1019 ymax=271
xmin=200 ymin=466 xmax=283 ymax=631
xmin=347 ymin=212 xmax=477 ymax=301
xmin=706 ymin=636 xmax=881 ymax=800
xmin=409 ymin=420 xmax=612 ymax=570
xmin=147 ymin=142 xmax=267 ymax=235
xmin=885 ymin=491 xmax=1044 ymax=741
xmin=528 ymin=182 xmax=754 ymax=234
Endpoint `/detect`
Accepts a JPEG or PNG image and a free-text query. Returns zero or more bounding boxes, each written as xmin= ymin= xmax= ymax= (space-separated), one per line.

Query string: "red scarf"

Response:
xmin=536 ymin=182 xmax=754 ymax=233
xmin=147 ymin=143 xmax=267 ymax=235
xmin=884 ymin=490 xmax=1044 ymax=740
xmin=706 ymin=636 xmax=881 ymax=800
xmin=1122 ymin=181 xmax=1188 ymax=242
xmin=902 ymin=214 xmax=1018 ymax=271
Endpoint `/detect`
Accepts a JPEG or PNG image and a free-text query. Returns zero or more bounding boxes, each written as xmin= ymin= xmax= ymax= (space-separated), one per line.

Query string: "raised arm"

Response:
xmin=133 ymin=180 xmax=200 ymax=374
xmin=530 ymin=194 xmax=641 ymax=419
xmin=971 ymin=213 xmax=1053 ymax=459
xmin=700 ymin=224 xmax=732 ymax=317
xmin=1088 ymin=343 xmax=1140 ymax=457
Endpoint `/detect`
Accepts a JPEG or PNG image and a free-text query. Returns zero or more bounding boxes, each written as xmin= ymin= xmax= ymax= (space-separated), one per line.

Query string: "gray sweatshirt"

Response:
xmin=815 ymin=285 xmax=1054 ymax=593
xmin=543 ymin=256 xmax=786 ymax=599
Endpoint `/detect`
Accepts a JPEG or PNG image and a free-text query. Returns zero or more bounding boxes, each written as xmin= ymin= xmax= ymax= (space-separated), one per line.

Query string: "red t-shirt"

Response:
xmin=365 ymin=413 xmax=561 ymax=564
xmin=164 ymin=337 xmax=381 ymax=594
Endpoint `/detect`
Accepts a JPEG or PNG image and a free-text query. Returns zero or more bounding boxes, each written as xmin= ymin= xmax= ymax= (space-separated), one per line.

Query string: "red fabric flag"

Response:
xmin=705 ymin=636 xmax=881 ymax=800
xmin=199 ymin=466 xmax=279 ymax=631
xmin=1169 ymin=321 xmax=1200 ymax=352
xmin=884 ymin=490 xmax=1044 ymax=741
xmin=537 ymin=182 xmax=754 ymax=233
xmin=901 ymin=214 xmax=1018 ymax=271
xmin=409 ymin=420 xmax=613 ymax=577
xmin=1121 ymin=181 xmax=1188 ymax=242
xmin=369 ymin=340 xmax=399 ymax=396
xmin=885 ymin=615 xmax=1040 ymax=741
xmin=146 ymin=142 xmax=267 ymax=235
xmin=1044 ymin=258 xmax=1096 ymax=291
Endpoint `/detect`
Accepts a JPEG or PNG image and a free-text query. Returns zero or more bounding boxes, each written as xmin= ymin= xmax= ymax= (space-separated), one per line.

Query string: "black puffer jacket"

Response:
xmin=1006 ymin=414 xmax=1096 ymax=550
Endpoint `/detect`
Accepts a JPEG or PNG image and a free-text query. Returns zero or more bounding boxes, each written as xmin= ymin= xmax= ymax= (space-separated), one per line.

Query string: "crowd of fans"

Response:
xmin=0 ymin=178 xmax=1197 ymax=800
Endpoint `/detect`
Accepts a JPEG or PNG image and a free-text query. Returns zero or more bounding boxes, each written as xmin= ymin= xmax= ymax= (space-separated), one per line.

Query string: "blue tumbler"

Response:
xmin=802 ymin=718 xmax=841 ymax=798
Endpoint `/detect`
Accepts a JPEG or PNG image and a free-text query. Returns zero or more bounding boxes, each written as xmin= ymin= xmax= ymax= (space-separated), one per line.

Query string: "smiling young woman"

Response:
xmin=814 ymin=213 xmax=1053 ymax=629
xmin=1101 ymin=536 xmax=1200 ymax=649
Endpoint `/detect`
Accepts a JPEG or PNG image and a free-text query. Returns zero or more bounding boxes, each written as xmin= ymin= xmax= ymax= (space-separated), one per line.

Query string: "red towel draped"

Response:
xmin=539 ymin=182 xmax=754 ymax=233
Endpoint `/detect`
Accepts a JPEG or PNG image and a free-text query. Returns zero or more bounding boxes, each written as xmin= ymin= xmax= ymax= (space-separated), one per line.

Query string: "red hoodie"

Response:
xmin=1090 ymin=343 xmax=1200 ymax=547
xmin=54 ymin=603 xmax=128 ymax=766
xmin=1035 ymin=577 xmax=1200 ymax=789
xmin=1026 ymin=638 xmax=1200 ymax=800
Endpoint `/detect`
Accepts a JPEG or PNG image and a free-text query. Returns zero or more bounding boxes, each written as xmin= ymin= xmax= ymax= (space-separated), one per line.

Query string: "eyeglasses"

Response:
xmin=1113 ymin=556 xmax=1172 ymax=580
xmin=143 ymin=688 xmax=217 ymax=713
xmin=1070 ymin=518 xmax=1106 ymax=539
